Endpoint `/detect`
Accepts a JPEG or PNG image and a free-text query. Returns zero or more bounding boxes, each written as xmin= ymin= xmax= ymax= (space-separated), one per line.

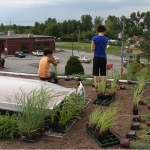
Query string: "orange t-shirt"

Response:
xmin=38 ymin=56 xmax=51 ymax=78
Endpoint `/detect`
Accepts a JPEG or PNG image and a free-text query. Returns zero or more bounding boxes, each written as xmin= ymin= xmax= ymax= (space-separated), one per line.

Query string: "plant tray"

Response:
xmin=93 ymin=98 xmax=114 ymax=106
xmin=50 ymin=119 xmax=75 ymax=133
xmin=20 ymin=128 xmax=46 ymax=143
xmin=86 ymin=124 xmax=120 ymax=147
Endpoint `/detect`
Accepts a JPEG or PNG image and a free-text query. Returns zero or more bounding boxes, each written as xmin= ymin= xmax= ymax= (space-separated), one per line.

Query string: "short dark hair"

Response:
xmin=43 ymin=48 xmax=53 ymax=56
xmin=96 ymin=24 xmax=106 ymax=32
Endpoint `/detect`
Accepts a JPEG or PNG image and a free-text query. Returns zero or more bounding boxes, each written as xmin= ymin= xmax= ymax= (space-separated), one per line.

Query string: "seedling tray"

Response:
xmin=20 ymin=128 xmax=46 ymax=143
xmin=93 ymin=98 xmax=113 ymax=106
xmin=86 ymin=124 xmax=120 ymax=147
xmin=50 ymin=119 xmax=75 ymax=133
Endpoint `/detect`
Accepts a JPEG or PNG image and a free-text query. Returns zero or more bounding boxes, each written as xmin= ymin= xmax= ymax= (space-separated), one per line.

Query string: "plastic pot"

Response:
xmin=132 ymin=107 xmax=138 ymax=115
xmin=120 ymin=139 xmax=130 ymax=148
xmin=146 ymin=121 xmax=150 ymax=126
xmin=133 ymin=115 xmax=140 ymax=122
xmin=120 ymin=85 xmax=125 ymax=90
xmin=147 ymin=104 xmax=150 ymax=109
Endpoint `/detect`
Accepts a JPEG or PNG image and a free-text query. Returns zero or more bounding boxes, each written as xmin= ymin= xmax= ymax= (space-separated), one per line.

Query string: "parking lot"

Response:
xmin=1 ymin=50 xmax=126 ymax=75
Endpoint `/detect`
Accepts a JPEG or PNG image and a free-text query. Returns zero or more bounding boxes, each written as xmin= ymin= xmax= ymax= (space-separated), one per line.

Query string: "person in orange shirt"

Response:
xmin=38 ymin=48 xmax=57 ymax=82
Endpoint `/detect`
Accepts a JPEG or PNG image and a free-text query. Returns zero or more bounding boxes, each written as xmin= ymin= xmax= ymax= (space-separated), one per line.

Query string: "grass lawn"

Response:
xmin=56 ymin=42 xmax=137 ymax=57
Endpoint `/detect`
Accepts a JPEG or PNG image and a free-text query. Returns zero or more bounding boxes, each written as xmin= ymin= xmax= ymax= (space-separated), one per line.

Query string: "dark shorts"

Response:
xmin=39 ymin=71 xmax=55 ymax=82
xmin=93 ymin=56 xmax=107 ymax=76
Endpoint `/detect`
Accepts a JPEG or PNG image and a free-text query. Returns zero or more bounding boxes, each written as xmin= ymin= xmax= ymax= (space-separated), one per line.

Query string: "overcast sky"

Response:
xmin=0 ymin=0 xmax=150 ymax=26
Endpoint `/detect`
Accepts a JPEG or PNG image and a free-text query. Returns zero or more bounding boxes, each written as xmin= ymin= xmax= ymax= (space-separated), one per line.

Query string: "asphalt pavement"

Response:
xmin=0 ymin=50 xmax=126 ymax=76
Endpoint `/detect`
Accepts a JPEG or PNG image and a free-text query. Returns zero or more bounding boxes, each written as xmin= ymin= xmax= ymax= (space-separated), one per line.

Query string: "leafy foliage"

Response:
xmin=65 ymin=56 xmax=84 ymax=75
xmin=0 ymin=113 xmax=18 ymax=140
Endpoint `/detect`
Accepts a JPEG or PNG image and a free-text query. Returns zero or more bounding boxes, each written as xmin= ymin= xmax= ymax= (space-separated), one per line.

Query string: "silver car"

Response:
xmin=78 ymin=56 xmax=91 ymax=63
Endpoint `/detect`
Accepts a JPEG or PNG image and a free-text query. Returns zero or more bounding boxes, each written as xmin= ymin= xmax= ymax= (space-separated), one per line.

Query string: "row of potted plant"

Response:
xmin=48 ymin=93 xmax=86 ymax=132
xmin=87 ymin=102 xmax=122 ymax=145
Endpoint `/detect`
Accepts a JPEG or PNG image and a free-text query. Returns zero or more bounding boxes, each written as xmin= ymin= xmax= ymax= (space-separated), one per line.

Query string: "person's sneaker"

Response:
xmin=92 ymin=84 xmax=97 ymax=89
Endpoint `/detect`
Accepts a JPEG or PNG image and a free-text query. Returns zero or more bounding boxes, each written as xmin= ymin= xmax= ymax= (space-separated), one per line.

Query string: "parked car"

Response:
xmin=14 ymin=51 xmax=25 ymax=58
xmin=54 ymin=56 xmax=60 ymax=63
xmin=32 ymin=50 xmax=43 ymax=56
xmin=78 ymin=56 xmax=91 ymax=63
xmin=73 ymin=53 xmax=84 ymax=58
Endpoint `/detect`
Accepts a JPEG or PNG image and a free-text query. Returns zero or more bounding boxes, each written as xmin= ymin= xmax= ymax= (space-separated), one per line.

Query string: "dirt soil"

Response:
xmin=0 ymin=73 xmax=150 ymax=149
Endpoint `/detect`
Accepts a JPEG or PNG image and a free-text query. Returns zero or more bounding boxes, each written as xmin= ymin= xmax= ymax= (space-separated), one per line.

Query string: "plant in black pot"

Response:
xmin=132 ymin=77 xmax=146 ymax=115
xmin=97 ymin=81 xmax=106 ymax=100
xmin=87 ymin=103 xmax=121 ymax=147
xmin=6 ymin=86 xmax=53 ymax=142
xmin=94 ymin=104 xmax=120 ymax=140
xmin=50 ymin=93 xmax=85 ymax=132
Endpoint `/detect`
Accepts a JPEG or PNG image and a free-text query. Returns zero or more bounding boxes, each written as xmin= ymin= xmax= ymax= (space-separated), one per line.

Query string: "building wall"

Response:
xmin=3 ymin=37 xmax=55 ymax=55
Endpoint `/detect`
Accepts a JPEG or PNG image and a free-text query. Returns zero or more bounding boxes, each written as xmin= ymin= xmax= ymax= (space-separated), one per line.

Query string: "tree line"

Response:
xmin=0 ymin=11 xmax=150 ymax=42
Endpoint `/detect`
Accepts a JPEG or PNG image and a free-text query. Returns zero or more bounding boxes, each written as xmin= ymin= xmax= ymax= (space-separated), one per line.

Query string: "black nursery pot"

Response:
xmin=132 ymin=107 xmax=138 ymax=115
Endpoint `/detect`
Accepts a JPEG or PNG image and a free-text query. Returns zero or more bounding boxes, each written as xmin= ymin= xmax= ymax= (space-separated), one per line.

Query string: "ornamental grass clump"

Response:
xmin=88 ymin=102 xmax=122 ymax=135
xmin=95 ymin=103 xmax=120 ymax=135
xmin=6 ymin=86 xmax=53 ymax=138
xmin=97 ymin=81 xmax=106 ymax=96
xmin=88 ymin=107 xmax=103 ymax=129
xmin=50 ymin=93 xmax=85 ymax=126
xmin=133 ymin=77 xmax=146 ymax=109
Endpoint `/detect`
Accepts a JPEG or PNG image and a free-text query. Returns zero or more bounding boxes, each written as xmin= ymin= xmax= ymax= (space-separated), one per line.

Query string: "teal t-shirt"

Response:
xmin=92 ymin=35 xmax=108 ymax=58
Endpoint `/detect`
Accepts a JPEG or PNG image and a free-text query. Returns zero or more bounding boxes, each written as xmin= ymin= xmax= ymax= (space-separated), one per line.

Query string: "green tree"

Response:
xmin=140 ymin=32 xmax=150 ymax=60
xmin=81 ymin=14 xmax=93 ymax=31
xmin=94 ymin=16 xmax=104 ymax=27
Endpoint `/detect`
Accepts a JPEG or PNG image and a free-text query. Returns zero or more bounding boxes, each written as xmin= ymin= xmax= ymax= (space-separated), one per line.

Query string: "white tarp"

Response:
xmin=0 ymin=76 xmax=75 ymax=111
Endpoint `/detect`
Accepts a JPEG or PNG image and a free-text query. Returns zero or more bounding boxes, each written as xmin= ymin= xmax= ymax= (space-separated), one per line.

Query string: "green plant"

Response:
xmin=130 ymin=140 xmax=150 ymax=149
xmin=6 ymin=86 xmax=53 ymax=137
xmin=65 ymin=56 xmax=84 ymax=75
xmin=51 ymin=64 xmax=58 ymax=79
xmin=97 ymin=81 xmax=106 ymax=95
xmin=144 ymin=63 xmax=150 ymax=73
xmin=107 ymin=81 xmax=118 ymax=94
xmin=88 ymin=107 xmax=103 ymax=129
xmin=112 ymin=69 xmax=119 ymax=83
xmin=51 ymin=93 xmax=85 ymax=126
xmin=95 ymin=103 xmax=120 ymax=134
xmin=0 ymin=113 xmax=18 ymax=140
xmin=133 ymin=77 xmax=146 ymax=108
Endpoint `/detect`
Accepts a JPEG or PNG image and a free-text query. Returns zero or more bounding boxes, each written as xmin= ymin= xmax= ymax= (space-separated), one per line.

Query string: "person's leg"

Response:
xmin=48 ymin=71 xmax=54 ymax=82
xmin=100 ymin=58 xmax=107 ymax=83
xmin=93 ymin=57 xmax=100 ymax=88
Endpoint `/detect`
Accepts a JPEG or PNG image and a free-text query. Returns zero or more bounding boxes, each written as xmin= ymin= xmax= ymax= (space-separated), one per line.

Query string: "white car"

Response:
xmin=54 ymin=56 xmax=60 ymax=63
xmin=73 ymin=53 xmax=84 ymax=58
xmin=78 ymin=56 xmax=91 ymax=63
xmin=32 ymin=50 xmax=43 ymax=56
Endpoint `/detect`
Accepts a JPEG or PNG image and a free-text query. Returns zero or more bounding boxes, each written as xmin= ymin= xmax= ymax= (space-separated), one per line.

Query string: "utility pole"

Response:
xmin=120 ymin=18 xmax=125 ymax=78
xmin=71 ymin=34 xmax=74 ymax=56
xmin=78 ymin=30 xmax=80 ymax=53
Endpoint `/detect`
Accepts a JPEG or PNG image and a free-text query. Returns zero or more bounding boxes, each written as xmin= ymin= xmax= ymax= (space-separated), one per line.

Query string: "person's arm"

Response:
xmin=105 ymin=43 xmax=109 ymax=51
xmin=91 ymin=40 xmax=95 ymax=52
xmin=48 ymin=56 xmax=57 ymax=66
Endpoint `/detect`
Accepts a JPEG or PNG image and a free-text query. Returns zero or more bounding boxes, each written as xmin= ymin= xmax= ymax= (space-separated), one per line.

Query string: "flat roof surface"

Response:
xmin=0 ymin=76 xmax=75 ymax=111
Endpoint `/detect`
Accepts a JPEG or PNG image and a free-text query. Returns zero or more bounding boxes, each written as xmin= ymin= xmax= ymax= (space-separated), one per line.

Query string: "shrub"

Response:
xmin=65 ymin=56 xmax=84 ymax=75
